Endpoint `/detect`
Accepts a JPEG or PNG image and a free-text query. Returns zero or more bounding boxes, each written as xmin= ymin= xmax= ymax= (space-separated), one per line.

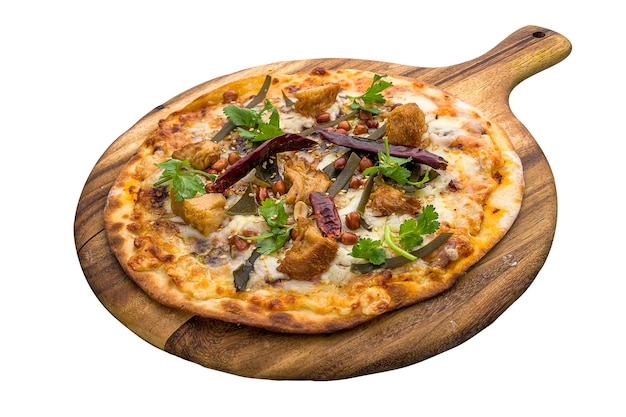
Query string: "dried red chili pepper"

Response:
xmin=309 ymin=192 xmax=342 ymax=239
xmin=314 ymin=126 xmax=448 ymax=170
xmin=208 ymin=133 xmax=317 ymax=193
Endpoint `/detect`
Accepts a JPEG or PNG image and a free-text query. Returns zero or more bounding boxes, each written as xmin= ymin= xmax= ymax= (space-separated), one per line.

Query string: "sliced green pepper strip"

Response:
xmin=233 ymin=250 xmax=262 ymax=292
xmin=367 ymin=123 xmax=386 ymax=140
xmin=282 ymin=90 xmax=295 ymax=107
xmin=350 ymin=232 xmax=453 ymax=273
xmin=255 ymin=156 xmax=282 ymax=185
xmin=226 ymin=183 xmax=257 ymax=215
xmin=356 ymin=174 xmax=375 ymax=230
xmin=326 ymin=152 xmax=361 ymax=197
xmin=211 ymin=75 xmax=272 ymax=142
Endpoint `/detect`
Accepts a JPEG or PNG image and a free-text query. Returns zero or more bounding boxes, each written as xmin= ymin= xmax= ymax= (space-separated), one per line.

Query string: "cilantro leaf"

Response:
xmin=350 ymin=206 xmax=441 ymax=264
xmin=223 ymin=106 xmax=258 ymax=127
xmin=171 ymin=174 xmax=206 ymax=200
xmin=362 ymin=138 xmax=410 ymax=183
xmin=415 ymin=204 xmax=440 ymax=233
xmin=254 ymin=228 xmax=292 ymax=255
xmin=154 ymin=159 xmax=216 ymax=201
xmin=349 ymin=238 xmax=386 ymax=265
xmin=398 ymin=218 xmax=423 ymax=249
xmin=379 ymin=205 xmax=441 ymax=260
xmin=347 ymin=74 xmax=392 ymax=114
xmin=397 ymin=205 xmax=440 ymax=250
xmin=258 ymin=198 xmax=289 ymax=229
xmin=242 ymin=198 xmax=293 ymax=254
xmin=362 ymin=137 xmax=427 ymax=186
xmin=224 ymin=100 xmax=284 ymax=142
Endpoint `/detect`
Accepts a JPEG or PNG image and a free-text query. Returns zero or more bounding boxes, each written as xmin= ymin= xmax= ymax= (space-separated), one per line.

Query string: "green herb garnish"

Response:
xmin=241 ymin=198 xmax=293 ymax=254
xmin=347 ymin=74 xmax=392 ymax=114
xmin=349 ymin=237 xmax=386 ymax=265
xmin=362 ymin=137 xmax=430 ymax=187
xmin=383 ymin=224 xmax=416 ymax=261
xmin=223 ymin=99 xmax=284 ymax=142
xmin=396 ymin=205 xmax=440 ymax=249
xmin=350 ymin=232 xmax=453 ymax=273
xmin=153 ymin=159 xmax=217 ymax=201
xmin=383 ymin=205 xmax=440 ymax=260
xmin=350 ymin=205 xmax=441 ymax=264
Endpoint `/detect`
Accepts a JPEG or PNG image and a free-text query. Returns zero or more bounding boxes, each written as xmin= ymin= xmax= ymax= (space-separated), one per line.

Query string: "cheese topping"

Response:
xmin=105 ymin=69 xmax=523 ymax=331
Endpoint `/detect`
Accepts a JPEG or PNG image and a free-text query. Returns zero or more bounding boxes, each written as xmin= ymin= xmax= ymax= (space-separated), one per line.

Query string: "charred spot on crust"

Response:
xmin=221 ymin=299 xmax=244 ymax=315
xmin=310 ymin=67 xmax=328 ymax=75
xmin=136 ymin=185 xmax=169 ymax=210
xmin=107 ymin=221 xmax=125 ymax=233
xmin=268 ymin=312 xmax=302 ymax=330
xmin=107 ymin=233 xmax=125 ymax=248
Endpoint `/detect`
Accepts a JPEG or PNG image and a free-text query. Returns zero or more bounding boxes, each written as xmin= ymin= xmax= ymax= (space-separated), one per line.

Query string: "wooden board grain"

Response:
xmin=74 ymin=26 xmax=571 ymax=380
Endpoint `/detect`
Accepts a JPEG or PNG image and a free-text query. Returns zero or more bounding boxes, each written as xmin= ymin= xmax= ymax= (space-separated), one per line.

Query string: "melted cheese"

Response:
xmin=114 ymin=70 xmax=517 ymax=319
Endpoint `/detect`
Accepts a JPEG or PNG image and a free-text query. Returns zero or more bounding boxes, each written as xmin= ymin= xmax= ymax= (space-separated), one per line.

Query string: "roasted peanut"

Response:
xmin=293 ymin=200 xmax=309 ymax=220
xmin=256 ymin=186 xmax=270 ymax=203
xmin=316 ymin=112 xmax=331 ymax=123
xmin=229 ymin=235 xmax=250 ymax=251
xmin=349 ymin=176 xmax=362 ymax=189
xmin=333 ymin=157 xmax=347 ymax=170
xmin=359 ymin=156 xmax=373 ymax=171
xmin=345 ymin=211 xmax=361 ymax=230
xmin=272 ymin=179 xmax=287 ymax=195
xmin=353 ymin=124 xmax=368 ymax=135
xmin=340 ymin=232 xmax=360 ymax=245
xmin=366 ymin=119 xmax=379 ymax=128
xmin=211 ymin=158 xmax=228 ymax=172
xmin=358 ymin=109 xmax=373 ymax=120
xmin=227 ymin=151 xmax=241 ymax=165
xmin=337 ymin=120 xmax=351 ymax=131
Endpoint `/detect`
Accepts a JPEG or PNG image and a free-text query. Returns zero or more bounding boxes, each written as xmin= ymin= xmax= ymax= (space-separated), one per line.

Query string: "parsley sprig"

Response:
xmin=223 ymin=99 xmax=284 ymax=142
xmin=349 ymin=205 xmax=441 ymax=264
xmin=154 ymin=159 xmax=217 ymax=201
xmin=396 ymin=205 xmax=440 ymax=248
xmin=384 ymin=205 xmax=440 ymax=260
xmin=347 ymin=74 xmax=392 ymax=114
xmin=241 ymin=198 xmax=294 ymax=254
xmin=349 ymin=237 xmax=386 ymax=265
xmin=362 ymin=137 xmax=430 ymax=187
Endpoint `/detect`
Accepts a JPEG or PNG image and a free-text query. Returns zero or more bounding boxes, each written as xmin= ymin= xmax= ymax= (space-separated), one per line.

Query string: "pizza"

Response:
xmin=104 ymin=68 xmax=524 ymax=334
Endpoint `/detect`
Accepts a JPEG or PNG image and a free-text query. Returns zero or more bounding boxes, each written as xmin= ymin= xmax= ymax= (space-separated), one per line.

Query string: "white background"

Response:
xmin=3 ymin=1 xmax=624 ymax=415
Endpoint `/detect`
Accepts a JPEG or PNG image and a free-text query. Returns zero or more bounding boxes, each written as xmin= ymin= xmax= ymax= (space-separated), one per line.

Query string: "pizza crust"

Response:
xmin=104 ymin=69 xmax=524 ymax=334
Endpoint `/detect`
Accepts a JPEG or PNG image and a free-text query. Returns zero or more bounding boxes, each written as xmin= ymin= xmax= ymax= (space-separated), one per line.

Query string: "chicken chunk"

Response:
xmin=384 ymin=103 xmax=426 ymax=148
xmin=277 ymin=218 xmax=338 ymax=280
xmin=171 ymin=140 xmax=221 ymax=171
xmin=294 ymin=83 xmax=341 ymax=118
xmin=283 ymin=156 xmax=331 ymax=205
xmin=368 ymin=184 xmax=421 ymax=215
xmin=170 ymin=192 xmax=227 ymax=236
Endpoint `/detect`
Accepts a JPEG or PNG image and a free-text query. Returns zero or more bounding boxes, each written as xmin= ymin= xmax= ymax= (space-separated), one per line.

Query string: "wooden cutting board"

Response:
xmin=74 ymin=25 xmax=571 ymax=380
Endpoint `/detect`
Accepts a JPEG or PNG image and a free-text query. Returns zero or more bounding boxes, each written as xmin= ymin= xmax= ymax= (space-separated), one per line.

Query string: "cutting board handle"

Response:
xmin=440 ymin=25 xmax=572 ymax=114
